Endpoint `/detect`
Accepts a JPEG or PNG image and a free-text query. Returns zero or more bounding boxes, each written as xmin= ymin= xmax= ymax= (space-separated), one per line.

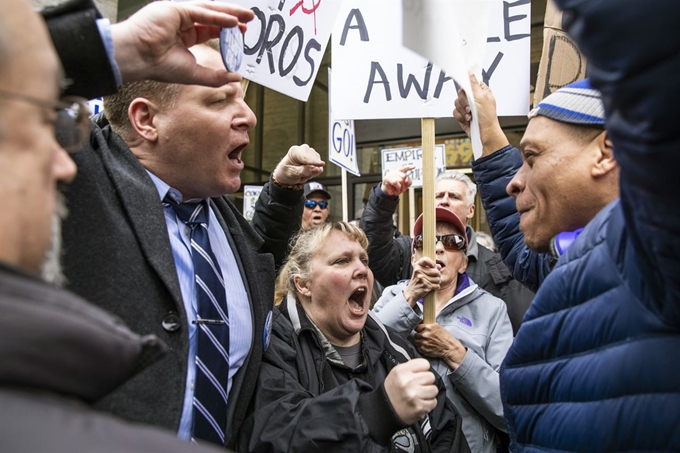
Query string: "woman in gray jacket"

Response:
xmin=373 ymin=208 xmax=513 ymax=453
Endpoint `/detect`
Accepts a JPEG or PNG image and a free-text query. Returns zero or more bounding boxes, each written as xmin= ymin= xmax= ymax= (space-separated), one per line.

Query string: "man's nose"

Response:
xmin=54 ymin=147 xmax=77 ymax=184
xmin=506 ymin=163 xmax=527 ymax=198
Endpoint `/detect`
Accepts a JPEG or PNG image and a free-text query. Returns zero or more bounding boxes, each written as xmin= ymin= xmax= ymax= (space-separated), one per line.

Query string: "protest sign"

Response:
xmin=533 ymin=0 xmax=586 ymax=106
xmin=243 ymin=185 xmax=263 ymax=222
xmin=401 ymin=0 xmax=494 ymax=158
xmin=227 ymin=0 xmax=343 ymax=102
xmin=88 ymin=97 xmax=103 ymax=116
xmin=329 ymin=119 xmax=358 ymax=175
xmin=381 ymin=144 xmax=447 ymax=189
xmin=331 ymin=0 xmax=530 ymax=120
xmin=328 ymin=69 xmax=359 ymax=176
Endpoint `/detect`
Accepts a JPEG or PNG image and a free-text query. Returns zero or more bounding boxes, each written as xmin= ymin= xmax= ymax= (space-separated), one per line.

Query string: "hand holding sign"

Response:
xmin=110 ymin=0 xmax=253 ymax=86
xmin=453 ymin=74 xmax=510 ymax=157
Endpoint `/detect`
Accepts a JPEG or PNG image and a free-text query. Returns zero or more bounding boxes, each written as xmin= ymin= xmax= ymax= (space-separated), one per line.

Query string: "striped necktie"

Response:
xmin=164 ymin=198 xmax=230 ymax=446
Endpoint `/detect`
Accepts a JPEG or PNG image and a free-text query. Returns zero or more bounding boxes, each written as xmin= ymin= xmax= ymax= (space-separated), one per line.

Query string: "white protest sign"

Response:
xmin=331 ymin=0 xmax=530 ymax=120
xmin=329 ymin=120 xmax=359 ymax=176
xmin=328 ymin=68 xmax=359 ymax=176
xmin=381 ymin=145 xmax=447 ymax=189
xmin=243 ymin=185 xmax=263 ymax=222
xmin=403 ymin=0 xmax=492 ymax=80
xmin=226 ymin=0 xmax=343 ymax=102
xmin=402 ymin=0 xmax=492 ymax=159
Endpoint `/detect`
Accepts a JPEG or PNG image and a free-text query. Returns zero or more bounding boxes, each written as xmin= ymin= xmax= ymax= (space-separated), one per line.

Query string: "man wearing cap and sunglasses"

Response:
xmin=373 ymin=208 xmax=513 ymax=453
xmin=301 ymin=181 xmax=331 ymax=230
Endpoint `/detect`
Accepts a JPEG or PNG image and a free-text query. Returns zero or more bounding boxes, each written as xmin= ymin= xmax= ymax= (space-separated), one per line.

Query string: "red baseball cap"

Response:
xmin=412 ymin=208 xmax=468 ymax=251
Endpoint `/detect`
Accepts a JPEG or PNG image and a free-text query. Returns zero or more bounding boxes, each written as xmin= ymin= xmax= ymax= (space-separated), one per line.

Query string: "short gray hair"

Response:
xmin=435 ymin=170 xmax=477 ymax=207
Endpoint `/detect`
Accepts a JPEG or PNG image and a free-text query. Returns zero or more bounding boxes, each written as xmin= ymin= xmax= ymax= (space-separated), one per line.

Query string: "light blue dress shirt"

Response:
xmin=147 ymin=171 xmax=253 ymax=440
xmin=95 ymin=18 xmax=122 ymax=86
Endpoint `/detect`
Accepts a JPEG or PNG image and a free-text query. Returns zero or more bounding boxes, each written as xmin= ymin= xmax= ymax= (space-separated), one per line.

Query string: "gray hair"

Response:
xmin=435 ymin=170 xmax=477 ymax=207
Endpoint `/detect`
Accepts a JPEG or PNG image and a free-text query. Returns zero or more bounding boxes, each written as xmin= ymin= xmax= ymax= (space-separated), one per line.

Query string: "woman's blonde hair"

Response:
xmin=273 ymin=222 xmax=369 ymax=305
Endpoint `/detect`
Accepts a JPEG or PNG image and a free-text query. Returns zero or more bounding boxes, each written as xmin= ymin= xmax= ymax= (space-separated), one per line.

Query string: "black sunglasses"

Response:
xmin=0 ymin=89 xmax=90 ymax=153
xmin=305 ymin=200 xmax=328 ymax=210
xmin=414 ymin=234 xmax=466 ymax=252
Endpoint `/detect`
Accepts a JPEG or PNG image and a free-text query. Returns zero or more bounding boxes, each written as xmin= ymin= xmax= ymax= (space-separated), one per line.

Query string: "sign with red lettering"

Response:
xmin=228 ymin=0 xmax=343 ymax=101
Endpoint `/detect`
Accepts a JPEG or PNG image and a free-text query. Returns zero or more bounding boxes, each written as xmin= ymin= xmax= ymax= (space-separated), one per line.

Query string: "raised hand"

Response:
xmin=453 ymin=74 xmax=509 ymax=156
xmin=381 ymin=164 xmax=416 ymax=197
xmin=272 ymin=144 xmax=325 ymax=186
xmin=111 ymin=1 xmax=254 ymax=87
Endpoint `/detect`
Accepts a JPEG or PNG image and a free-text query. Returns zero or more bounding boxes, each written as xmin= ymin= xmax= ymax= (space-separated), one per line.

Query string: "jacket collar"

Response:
xmin=284 ymin=292 xmax=350 ymax=365
xmin=437 ymin=281 xmax=479 ymax=316
xmin=466 ymin=226 xmax=479 ymax=261
xmin=284 ymin=293 xmax=411 ymax=366
xmin=95 ymin=126 xmax=185 ymax=311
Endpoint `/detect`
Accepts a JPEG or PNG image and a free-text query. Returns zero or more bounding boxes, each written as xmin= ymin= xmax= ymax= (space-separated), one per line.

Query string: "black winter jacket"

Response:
xmin=0 ymin=263 xmax=225 ymax=453
xmin=239 ymin=296 xmax=470 ymax=453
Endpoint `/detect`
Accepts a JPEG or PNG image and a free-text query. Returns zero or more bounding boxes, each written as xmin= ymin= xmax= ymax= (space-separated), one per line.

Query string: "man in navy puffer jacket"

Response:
xmin=462 ymin=1 xmax=680 ymax=451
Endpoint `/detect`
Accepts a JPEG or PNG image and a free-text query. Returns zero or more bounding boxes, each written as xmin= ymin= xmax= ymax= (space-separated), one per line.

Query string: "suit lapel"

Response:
xmin=210 ymin=197 xmax=273 ymax=446
xmin=98 ymin=132 xmax=184 ymax=311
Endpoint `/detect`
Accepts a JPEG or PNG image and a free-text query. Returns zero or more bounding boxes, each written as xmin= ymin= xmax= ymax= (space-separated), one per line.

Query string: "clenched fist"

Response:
xmin=383 ymin=358 xmax=438 ymax=425
xmin=272 ymin=144 xmax=325 ymax=186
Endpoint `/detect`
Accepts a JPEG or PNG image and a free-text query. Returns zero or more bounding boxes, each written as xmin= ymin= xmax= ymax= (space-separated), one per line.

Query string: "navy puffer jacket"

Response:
xmin=500 ymin=0 xmax=680 ymax=451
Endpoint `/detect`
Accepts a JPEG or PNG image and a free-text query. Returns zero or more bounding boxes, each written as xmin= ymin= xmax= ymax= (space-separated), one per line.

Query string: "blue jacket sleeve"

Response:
xmin=554 ymin=0 xmax=680 ymax=325
xmin=472 ymin=146 xmax=552 ymax=293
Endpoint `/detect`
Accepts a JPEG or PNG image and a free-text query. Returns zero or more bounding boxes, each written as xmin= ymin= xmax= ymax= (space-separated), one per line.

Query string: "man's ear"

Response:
xmin=128 ymin=98 xmax=159 ymax=142
xmin=294 ymin=275 xmax=311 ymax=298
xmin=465 ymin=201 xmax=475 ymax=221
xmin=458 ymin=255 xmax=469 ymax=275
xmin=592 ymin=130 xmax=617 ymax=177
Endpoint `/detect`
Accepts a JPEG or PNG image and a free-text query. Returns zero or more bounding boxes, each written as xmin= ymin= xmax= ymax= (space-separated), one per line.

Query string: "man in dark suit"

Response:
xmin=0 ymin=0 xmax=290 ymax=451
xmin=60 ymin=36 xmax=323 ymax=448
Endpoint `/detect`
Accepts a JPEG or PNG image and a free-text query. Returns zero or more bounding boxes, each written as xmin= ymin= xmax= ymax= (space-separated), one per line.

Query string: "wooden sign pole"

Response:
xmin=341 ymin=168 xmax=349 ymax=222
xmin=421 ymin=118 xmax=436 ymax=324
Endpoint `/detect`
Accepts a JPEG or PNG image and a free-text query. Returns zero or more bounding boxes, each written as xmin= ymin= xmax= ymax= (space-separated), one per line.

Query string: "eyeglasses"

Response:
xmin=414 ymin=234 xmax=466 ymax=252
xmin=304 ymin=199 xmax=328 ymax=210
xmin=0 ymin=89 xmax=90 ymax=153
